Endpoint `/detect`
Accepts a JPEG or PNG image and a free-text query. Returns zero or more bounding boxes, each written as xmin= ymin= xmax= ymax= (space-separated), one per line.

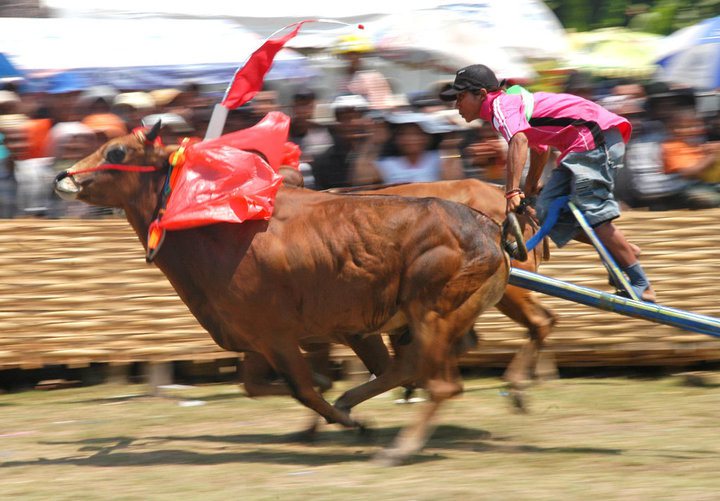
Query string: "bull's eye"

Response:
xmin=105 ymin=146 xmax=126 ymax=164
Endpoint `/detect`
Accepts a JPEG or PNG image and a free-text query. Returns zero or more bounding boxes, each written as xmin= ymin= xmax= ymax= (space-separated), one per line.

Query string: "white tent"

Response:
xmin=42 ymin=0 xmax=569 ymax=60
xmin=31 ymin=1 xmax=568 ymax=95
xmin=0 ymin=17 xmax=313 ymax=92
xmin=42 ymin=0 xmax=468 ymax=20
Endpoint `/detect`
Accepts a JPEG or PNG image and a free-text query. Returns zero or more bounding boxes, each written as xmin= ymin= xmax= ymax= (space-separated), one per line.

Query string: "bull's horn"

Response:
xmin=145 ymin=120 xmax=162 ymax=143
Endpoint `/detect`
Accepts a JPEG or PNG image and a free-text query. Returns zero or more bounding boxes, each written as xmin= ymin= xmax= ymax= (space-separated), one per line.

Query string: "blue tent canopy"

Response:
xmin=0 ymin=52 xmax=23 ymax=81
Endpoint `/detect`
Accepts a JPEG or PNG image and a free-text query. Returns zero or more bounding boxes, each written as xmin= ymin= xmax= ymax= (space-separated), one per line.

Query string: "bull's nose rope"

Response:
xmin=67 ymin=164 xmax=161 ymax=176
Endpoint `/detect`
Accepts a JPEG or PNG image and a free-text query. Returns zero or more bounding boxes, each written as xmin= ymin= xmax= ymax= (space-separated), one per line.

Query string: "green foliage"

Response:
xmin=545 ymin=0 xmax=720 ymax=35
xmin=599 ymin=0 xmax=630 ymax=28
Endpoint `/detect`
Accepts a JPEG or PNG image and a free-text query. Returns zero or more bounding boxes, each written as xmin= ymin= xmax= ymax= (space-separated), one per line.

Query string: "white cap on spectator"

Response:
xmin=141 ymin=113 xmax=193 ymax=133
xmin=113 ymin=92 xmax=155 ymax=110
xmin=0 ymin=90 xmax=21 ymax=106
xmin=77 ymin=85 xmax=119 ymax=106
xmin=384 ymin=111 xmax=462 ymax=134
xmin=331 ymin=94 xmax=369 ymax=112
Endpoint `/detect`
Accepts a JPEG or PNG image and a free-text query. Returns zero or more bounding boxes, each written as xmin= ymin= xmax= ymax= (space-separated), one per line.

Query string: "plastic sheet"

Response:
xmin=158 ymin=111 xmax=295 ymax=230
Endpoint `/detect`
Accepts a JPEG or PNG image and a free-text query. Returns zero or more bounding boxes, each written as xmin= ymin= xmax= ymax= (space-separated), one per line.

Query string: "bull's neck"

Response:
xmin=122 ymin=175 xmax=167 ymax=249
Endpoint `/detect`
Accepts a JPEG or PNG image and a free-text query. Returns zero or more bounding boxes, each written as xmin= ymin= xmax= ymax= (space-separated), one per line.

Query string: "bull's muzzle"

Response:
xmin=54 ymin=170 xmax=81 ymax=200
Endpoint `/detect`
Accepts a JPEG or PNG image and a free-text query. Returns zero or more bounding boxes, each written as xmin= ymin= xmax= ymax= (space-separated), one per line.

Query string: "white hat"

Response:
xmin=0 ymin=90 xmax=20 ymax=106
xmin=331 ymin=94 xmax=369 ymax=112
xmin=113 ymin=92 xmax=155 ymax=110
xmin=141 ymin=113 xmax=193 ymax=133
xmin=383 ymin=111 xmax=462 ymax=134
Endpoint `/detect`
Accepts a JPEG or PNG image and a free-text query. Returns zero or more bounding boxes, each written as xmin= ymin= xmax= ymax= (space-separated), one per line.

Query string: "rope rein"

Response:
xmin=67 ymin=164 xmax=162 ymax=176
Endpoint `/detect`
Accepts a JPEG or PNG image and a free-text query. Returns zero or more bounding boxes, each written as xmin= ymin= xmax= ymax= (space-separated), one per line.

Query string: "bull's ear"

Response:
xmin=145 ymin=120 xmax=162 ymax=143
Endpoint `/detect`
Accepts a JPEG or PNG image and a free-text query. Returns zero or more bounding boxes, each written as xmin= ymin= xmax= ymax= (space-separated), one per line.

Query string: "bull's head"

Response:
xmin=54 ymin=121 xmax=169 ymax=208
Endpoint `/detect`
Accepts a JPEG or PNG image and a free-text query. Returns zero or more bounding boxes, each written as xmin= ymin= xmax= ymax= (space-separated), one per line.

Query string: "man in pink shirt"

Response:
xmin=440 ymin=64 xmax=656 ymax=302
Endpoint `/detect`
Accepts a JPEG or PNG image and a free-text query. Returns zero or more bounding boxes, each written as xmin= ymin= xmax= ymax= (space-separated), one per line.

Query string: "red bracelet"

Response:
xmin=505 ymin=189 xmax=523 ymax=199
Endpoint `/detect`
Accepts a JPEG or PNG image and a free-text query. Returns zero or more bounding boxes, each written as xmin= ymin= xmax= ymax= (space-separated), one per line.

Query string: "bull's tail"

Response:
xmin=502 ymin=213 xmax=528 ymax=262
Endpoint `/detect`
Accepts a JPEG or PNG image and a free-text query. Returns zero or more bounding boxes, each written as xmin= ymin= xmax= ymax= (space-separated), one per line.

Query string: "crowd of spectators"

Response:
xmin=2 ymin=37 xmax=720 ymax=220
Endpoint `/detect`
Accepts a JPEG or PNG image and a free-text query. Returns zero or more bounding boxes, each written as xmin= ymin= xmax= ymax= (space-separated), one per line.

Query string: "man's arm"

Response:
xmin=524 ymin=148 xmax=551 ymax=196
xmin=505 ymin=132 xmax=529 ymax=213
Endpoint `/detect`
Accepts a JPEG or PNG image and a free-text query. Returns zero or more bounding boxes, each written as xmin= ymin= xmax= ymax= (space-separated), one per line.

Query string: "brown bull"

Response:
xmin=373 ymin=181 xmax=557 ymax=392
xmin=245 ymin=179 xmax=557 ymax=408
xmin=53 ymin=125 xmax=510 ymax=464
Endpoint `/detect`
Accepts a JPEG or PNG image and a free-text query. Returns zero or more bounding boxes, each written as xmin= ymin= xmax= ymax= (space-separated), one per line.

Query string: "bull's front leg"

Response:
xmin=243 ymin=348 xmax=332 ymax=398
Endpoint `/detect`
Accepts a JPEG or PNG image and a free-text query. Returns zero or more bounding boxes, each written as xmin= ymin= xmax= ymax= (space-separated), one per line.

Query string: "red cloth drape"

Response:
xmin=157 ymin=112 xmax=292 ymax=230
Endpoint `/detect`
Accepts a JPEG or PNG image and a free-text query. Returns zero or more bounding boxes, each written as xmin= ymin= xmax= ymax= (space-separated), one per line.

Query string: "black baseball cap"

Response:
xmin=439 ymin=64 xmax=500 ymax=101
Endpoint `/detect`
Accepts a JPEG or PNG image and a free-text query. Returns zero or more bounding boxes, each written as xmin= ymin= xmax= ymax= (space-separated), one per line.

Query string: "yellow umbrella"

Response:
xmin=565 ymin=28 xmax=661 ymax=78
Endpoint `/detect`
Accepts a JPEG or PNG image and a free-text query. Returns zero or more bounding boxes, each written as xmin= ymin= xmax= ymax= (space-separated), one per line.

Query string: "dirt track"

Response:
xmin=1 ymin=376 xmax=720 ymax=500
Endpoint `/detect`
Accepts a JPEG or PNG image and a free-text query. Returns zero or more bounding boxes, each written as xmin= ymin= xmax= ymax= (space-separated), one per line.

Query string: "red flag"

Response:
xmin=221 ymin=20 xmax=314 ymax=109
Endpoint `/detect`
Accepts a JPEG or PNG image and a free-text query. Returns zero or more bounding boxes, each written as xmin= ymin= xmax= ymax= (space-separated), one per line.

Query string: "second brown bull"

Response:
xmin=244 ymin=178 xmax=557 ymax=410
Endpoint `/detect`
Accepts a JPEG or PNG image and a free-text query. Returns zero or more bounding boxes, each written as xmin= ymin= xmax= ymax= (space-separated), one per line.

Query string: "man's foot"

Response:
xmin=640 ymin=285 xmax=657 ymax=303
xmin=617 ymin=284 xmax=656 ymax=303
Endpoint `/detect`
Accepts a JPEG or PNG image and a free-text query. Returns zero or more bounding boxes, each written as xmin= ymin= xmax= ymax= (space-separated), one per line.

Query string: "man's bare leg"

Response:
xmin=577 ymin=221 xmax=656 ymax=302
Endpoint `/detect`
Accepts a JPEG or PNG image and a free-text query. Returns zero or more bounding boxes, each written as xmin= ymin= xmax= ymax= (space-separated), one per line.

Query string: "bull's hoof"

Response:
xmin=371 ymin=447 xmax=408 ymax=467
xmin=356 ymin=422 xmax=376 ymax=443
xmin=287 ymin=424 xmax=319 ymax=443
xmin=312 ymin=373 xmax=333 ymax=393
xmin=507 ymin=389 xmax=529 ymax=414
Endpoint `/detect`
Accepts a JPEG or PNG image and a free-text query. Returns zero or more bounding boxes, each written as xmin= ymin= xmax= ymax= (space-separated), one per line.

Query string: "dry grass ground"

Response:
xmin=1 ymin=375 xmax=720 ymax=500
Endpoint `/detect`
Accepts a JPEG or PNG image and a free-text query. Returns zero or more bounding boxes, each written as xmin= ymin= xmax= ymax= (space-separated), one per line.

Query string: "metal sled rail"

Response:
xmin=509 ymin=268 xmax=720 ymax=338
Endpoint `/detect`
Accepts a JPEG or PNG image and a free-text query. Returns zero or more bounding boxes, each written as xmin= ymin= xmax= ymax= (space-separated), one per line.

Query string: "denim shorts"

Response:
xmin=536 ymin=128 xmax=624 ymax=247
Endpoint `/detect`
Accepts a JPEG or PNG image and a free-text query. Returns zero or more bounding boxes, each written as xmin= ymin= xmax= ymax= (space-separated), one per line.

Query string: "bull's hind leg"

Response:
xmin=371 ymin=309 xmax=471 ymax=466
xmin=374 ymin=258 xmax=508 ymax=465
xmin=495 ymin=287 xmax=557 ymax=412
xmin=299 ymin=335 xmax=391 ymax=438
xmin=333 ymin=327 xmax=422 ymax=413
xmin=259 ymin=342 xmax=362 ymax=432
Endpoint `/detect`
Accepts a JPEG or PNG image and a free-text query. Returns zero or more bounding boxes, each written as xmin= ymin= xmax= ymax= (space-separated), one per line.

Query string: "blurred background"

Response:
xmin=2 ymin=0 xmax=720 ymax=215
xmin=2 ymin=0 xmax=720 ymax=390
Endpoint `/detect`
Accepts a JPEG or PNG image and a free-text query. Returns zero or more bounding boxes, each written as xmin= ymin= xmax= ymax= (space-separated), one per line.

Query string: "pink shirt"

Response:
xmin=479 ymin=91 xmax=632 ymax=161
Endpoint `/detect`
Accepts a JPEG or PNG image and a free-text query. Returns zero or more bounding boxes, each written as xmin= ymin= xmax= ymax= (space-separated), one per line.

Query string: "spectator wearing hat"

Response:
xmin=162 ymin=81 xmax=213 ymax=136
xmin=150 ymin=88 xmax=182 ymax=111
xmin=334 ymin=33 xmax=394 ymax=111
xmin=76 ymin=85 xmax=127 ymax=142
xmin=310 ymin=94 xmax=373 ymax=190
xmin=113 ymin=92 xmax=156 ymax=130
xmin=46 ymin=121 xmax=105 ymax=218
xmin=440 ymin=63 xmax=656 ymax=302
xmin=288 ymin=85 xmax=332 ymax=189
xmin=352 ymin=111 xmax=464 ymax=185
xmin=0 ymin=90 xmax=22 ymax=115
xmin=141 ymin=113 xmax=195 ymax=145
xmin=75 ymin=86 xmax=119 ymax=116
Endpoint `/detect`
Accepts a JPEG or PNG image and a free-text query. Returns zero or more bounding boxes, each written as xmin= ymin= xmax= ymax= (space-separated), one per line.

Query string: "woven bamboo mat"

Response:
xmin=1 ymin=210 xmax=719 ymax=369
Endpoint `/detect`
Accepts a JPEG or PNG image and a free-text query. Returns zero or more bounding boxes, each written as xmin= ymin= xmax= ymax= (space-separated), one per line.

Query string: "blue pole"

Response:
xmin=509 ymin=268 xmax=720 ymax=338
